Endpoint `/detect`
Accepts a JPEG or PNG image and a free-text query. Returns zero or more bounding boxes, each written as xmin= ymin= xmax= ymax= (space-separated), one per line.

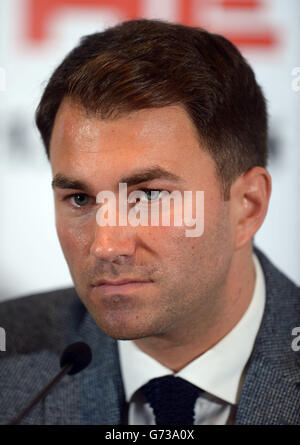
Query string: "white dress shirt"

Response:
xmin=118 ymin=253 xmax=266 ymax=425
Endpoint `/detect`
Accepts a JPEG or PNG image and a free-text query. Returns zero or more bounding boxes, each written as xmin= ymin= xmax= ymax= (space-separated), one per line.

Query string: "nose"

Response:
xmin=90 ymin=223 xmax=136 ymax=263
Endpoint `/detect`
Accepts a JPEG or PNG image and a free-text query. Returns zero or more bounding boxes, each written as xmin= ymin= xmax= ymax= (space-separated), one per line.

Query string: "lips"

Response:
xmin=91 ymin=278 xmax=153 ymax=297
xmin=92 ymin=278 xmax=152 ymax=287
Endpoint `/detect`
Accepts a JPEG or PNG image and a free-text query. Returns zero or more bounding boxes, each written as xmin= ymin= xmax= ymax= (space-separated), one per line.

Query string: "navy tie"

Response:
xmin=140 ymin=375 xmax=202 ymax=425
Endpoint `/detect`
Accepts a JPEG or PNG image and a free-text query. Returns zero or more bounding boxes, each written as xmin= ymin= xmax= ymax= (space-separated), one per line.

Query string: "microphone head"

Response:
xmin=60 ymin=342 xmax=92 ymax=375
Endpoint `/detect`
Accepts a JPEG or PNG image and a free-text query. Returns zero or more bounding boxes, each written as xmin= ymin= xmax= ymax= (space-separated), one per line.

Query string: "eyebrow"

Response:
xmin=51 ymin=174 xmax=88 ymax=191
xmin=120 ymin=166 xmax=183 ymax=187
xmin=51 ymin=166 xmax=183 ymax=191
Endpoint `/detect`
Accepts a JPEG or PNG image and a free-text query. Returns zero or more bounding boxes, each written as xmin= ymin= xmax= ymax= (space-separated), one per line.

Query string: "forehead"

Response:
xmin=49 ymin=99 xmax=217 ymax=187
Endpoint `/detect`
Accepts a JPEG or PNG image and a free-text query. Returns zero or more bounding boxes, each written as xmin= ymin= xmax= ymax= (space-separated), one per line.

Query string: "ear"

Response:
xmin=229 ymin=167 xmax=272 ymax=250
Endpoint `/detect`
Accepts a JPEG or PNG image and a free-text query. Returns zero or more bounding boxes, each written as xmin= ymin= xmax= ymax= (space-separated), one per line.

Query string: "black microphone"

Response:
xmin=8 ymin=341 xmax=92 ymax=425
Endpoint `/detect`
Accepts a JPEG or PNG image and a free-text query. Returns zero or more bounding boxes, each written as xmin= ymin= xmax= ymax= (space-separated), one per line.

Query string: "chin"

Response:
xmin=95 ymin=321 xmax=152 ymax=341
xmin=81 ymin=288 xmax=169 ymax=340
xmin=90 ymin=308 xmax=160 ymax=341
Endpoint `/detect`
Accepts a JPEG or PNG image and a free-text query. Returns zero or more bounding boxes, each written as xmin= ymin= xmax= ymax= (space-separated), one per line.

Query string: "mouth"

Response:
xmin=91 ymin=279 xmax=153 ymax=296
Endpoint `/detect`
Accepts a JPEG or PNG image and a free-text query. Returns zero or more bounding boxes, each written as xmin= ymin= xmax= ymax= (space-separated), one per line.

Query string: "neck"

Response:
xmin=134 ymin=246 xmax=256 ymax=372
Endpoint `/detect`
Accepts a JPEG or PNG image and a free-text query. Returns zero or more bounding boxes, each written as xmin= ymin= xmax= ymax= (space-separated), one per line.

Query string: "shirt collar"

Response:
xmin=118 ymin=253 xmax=266 ymax=405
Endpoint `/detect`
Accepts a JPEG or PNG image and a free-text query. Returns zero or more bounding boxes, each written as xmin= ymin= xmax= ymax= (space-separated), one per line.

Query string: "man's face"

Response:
xmin=50 ymin=100 xmax=234 ymax=340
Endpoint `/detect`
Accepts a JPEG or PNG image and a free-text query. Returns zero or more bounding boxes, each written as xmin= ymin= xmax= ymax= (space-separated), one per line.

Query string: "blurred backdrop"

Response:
xmin=0 ymin=0 xmax=299 ymax=301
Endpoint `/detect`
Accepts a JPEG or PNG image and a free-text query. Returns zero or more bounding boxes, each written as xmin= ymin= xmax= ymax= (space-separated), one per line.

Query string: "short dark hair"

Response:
xmin=35 ymin=19 xmax=268 ymax=200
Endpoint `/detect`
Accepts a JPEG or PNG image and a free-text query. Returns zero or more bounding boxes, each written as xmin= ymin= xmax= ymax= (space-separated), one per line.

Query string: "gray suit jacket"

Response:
xmin=0 ymin=247 xmax=300 ymax=425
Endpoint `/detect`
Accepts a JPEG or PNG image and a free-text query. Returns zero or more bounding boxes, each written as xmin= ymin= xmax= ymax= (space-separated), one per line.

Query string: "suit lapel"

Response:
xmin=235 ymin=248 xmax=300 ymax=424
xmin=235 ymin=355 xmax=300 ymax=424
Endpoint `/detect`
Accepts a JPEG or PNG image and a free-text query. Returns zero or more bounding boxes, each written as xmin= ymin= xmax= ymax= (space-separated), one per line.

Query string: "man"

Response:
xmin=0 ymin=19 xmax=299 ymax=425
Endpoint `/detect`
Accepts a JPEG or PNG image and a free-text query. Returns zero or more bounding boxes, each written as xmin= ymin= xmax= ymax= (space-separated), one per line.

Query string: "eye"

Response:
xmin=139 ymin=189 xmax=164 ymax=202
xmin=69 ymin=193 xmax=90 ymax=207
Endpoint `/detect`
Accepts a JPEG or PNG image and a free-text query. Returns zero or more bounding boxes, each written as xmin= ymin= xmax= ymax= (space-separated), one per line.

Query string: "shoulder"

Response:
xmin=0 ymin=288 xmax=122 ymax=424
xmin=252 ymin=247 xmax=300 ymax=376
xmin=235 ymin=248 xmax=300 ymax=424
xmin=0 ymin=287 xmax=84 ymax=355
xmin=254 ymin=246 xmax=300 ymax=300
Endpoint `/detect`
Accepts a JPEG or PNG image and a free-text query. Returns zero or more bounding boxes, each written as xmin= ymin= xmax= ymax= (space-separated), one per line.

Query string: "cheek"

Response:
xmin=155 ymin=201 xmax=232 ymax=271
xmin=55 ymin=215 xmax=93 ymax=263
xmin=145 ymin=225 xmax=197 ymax=270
